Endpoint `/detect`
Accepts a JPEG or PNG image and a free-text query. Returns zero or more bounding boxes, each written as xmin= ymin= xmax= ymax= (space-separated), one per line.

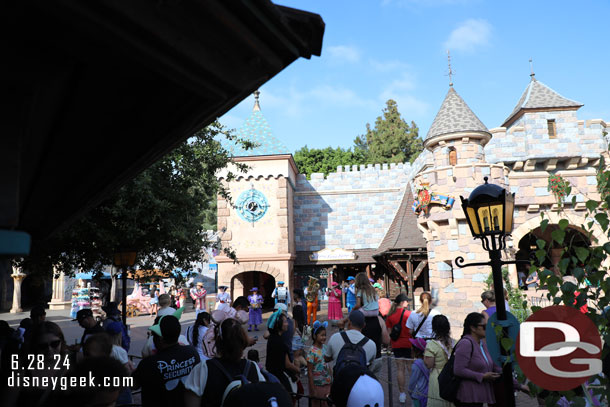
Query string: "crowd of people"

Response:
xmin=1 ymin=273 xmax=608 ymax=407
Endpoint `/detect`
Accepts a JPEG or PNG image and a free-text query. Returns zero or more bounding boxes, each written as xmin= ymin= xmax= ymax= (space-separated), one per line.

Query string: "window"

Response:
xmin=547 ymin=119 xmax=557 ymax=139
xmin=448 ymin=148 xmax=457 ymax=166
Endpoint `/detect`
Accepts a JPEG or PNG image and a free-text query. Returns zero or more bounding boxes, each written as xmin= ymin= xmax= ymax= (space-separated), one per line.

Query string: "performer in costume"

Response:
xmin=305 ymin=276 xmax=320 ymax=325
xmin=344 ymin=276 xmax=357 ymax=312
xmin=327 ymin=281 xmax=343 ymax=321
xmin=271 ymin=281 xmax=290 ymax=306
xmin=215 ymin=285 xmax=231 ymax=312
xmin=247 ymin=287 xmax=263 ymax=332
xmin=190 ymin=282 xmax=207 ymax=315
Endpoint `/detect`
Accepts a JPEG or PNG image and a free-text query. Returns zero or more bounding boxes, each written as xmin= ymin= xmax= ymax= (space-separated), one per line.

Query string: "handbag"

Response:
xmin=438 ymin=338 xmax=473 ymax=402
xmin=390 ymin=309 xmax=406 ymax=341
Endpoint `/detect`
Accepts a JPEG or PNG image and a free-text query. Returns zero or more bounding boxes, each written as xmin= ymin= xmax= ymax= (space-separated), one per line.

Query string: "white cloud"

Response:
xmin=444 ymin=19 xmax=492 ymax=53
xmin=379 ymin=73 xmax=428 ymax=117
xmin=326 ymin=45 xmax=361 ymax=63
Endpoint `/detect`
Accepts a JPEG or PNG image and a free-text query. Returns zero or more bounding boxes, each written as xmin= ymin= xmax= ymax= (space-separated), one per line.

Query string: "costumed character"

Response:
xmin=190 ymin=282 xmax=207 ymax=315
xmin=215 ymin=285 xmax=231 ymax=311
xmin=271 ymin=281 xmax=290 ymax=306
xmin=247 ymin=287 xmax=263 ymax=332
xmin=327 ymin=281 xmax=343 ymax=321
xmin=344 ymin=276 xmax=356 ymax=312
xmin=305 ymin=276 xmax=320 ymax=325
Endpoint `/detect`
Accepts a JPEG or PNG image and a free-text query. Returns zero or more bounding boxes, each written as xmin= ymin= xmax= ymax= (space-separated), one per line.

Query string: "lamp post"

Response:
xmin=455 ymin=177 xmax=525 ymax=407
xmin=113 ymin=250 xmax=137 ymax=326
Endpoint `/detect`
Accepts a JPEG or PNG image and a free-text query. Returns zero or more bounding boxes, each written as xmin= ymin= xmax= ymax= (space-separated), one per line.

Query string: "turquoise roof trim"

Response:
xmin=222 ymin=108 xmax=289 ymax=157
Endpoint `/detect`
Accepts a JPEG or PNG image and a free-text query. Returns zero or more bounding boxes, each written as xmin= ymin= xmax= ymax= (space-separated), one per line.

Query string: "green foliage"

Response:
xmin=517 ymin=163 xmax=610 ymax=404
xmin=294 ymin=146 xmax=367 ymax=179
xmin=17 ymin=121 xmax=246 ymax=278
xmin=353 ymin=99 xmax=423 ymax=164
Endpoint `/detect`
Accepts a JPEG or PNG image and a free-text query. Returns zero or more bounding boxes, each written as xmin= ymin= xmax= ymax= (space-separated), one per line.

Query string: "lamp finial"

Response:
xmin=484 ymin=176 xmax=489 ymax=184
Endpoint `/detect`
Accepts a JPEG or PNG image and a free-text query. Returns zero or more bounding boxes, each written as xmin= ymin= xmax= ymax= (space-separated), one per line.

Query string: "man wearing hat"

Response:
xmin=247 ymin=287 xmax=263 ymax=332
xmin=133 ymin=315 xmax=200 ymax=406
xmin=323 ymin=310 xmax=376 ymax=370
xmin=271 ymin=281 xmax=290 ymax=307
xmin=215 ymin=285 xmax=231 ymax=312
xmin=102 ymin=302 xmax=131 ymax=351
xmin=76 ymin=308 xmax=105 ymax=348
xmin=190 ymin=282 xmax=207 ymax=315
xmin=343 ymin=276 xmax=356 ymax=312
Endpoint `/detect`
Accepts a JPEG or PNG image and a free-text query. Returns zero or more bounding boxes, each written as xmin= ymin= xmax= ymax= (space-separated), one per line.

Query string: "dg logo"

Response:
xmin=516 ymin=305 xmax=603 ymax=391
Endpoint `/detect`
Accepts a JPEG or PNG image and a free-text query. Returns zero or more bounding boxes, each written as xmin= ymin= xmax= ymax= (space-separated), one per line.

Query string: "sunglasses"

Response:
xmin=38 ymin=340 xmax=61 ymax=351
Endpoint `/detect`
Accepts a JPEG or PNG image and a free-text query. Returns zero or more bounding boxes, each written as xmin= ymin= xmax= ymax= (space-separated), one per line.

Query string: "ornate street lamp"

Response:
xmin=113 ymin=250 xmax=137 ymax=326
xmin=456 ymin=177 xmax=522 ymax=407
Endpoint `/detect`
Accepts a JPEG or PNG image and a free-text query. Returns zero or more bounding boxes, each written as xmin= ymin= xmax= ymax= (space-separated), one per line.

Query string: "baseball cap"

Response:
xmin=148 ymin=315 xmax=181 ymax=343
xmin=348 ymin=310 xmax=365 ymax=328
xmin=347 ymin=276 xmax=355 ymax=281
xmin=76 ymin=309 xmax=93 ymax=321
xmin=104 ymin=321 xmax=124 ymax=335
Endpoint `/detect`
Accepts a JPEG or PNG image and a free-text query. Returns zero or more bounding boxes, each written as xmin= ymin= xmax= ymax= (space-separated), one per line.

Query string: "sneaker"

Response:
xmin=399 ymin=393 xmax=406 ymax=403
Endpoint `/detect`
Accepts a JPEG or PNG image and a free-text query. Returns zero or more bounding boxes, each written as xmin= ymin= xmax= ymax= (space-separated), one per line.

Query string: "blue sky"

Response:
xmin=219 ymin=0 xmax=610 ymax=154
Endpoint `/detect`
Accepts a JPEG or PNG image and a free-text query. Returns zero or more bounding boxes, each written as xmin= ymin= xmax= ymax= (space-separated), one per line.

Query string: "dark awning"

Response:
xmin=2 ymin=0 xmax=324 ymax=241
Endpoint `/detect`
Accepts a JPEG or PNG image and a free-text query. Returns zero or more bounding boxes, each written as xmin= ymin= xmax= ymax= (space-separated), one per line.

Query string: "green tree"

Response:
xmin=294 ymin=145 xmax=367 ymax=179
xmin=17 ymin=121 xmax=247 ymax=278
xmin=354 ymin=99 xmax=423 ymax=164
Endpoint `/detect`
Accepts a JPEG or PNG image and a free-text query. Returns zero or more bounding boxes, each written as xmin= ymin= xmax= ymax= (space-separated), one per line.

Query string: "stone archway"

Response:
xmin=231 ymin=271 xmax=276 ymax=309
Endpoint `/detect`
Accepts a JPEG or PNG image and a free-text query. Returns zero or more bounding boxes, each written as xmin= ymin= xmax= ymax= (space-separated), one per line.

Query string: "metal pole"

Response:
xmin=386 ymin=354 xmax=394 ymax=407
xmin=489 ymin=238 xmax=516 ymax=407
xmin=122 ymin=266 xmax=127 ymax=326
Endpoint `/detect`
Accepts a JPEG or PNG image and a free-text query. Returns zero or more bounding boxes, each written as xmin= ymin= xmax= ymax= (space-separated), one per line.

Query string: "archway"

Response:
xmin=22 ymin=274 xmax=51 ymax=308
xmin=231 ymin=271 xmax=276 ymax=310
xmin=517 ymin=223 xmax=592 ymax=281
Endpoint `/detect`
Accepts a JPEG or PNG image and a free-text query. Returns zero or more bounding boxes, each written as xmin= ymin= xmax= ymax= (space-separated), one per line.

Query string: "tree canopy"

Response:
xmin=294 ymin=146 xmax=367 ymax=179
xmin=18 ymin=121 xmax=246 ymax=278
xmin=295 ymin=99 xmax=423 ymax=179
xmin=354 ymin=99 xmax=422 ymax=164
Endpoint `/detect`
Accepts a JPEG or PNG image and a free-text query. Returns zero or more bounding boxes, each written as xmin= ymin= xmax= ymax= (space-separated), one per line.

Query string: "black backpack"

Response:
xmin=209 ymin=359 xmax=261 ymax=407
xmin=334 ymin=332 xmax=369 ymax=378
xmin=437 ymin=338 xmax=473 ymax=403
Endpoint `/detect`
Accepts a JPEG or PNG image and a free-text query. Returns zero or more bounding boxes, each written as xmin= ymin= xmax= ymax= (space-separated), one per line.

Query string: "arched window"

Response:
xmin=448 ymin=148 xmax=457 ymax=166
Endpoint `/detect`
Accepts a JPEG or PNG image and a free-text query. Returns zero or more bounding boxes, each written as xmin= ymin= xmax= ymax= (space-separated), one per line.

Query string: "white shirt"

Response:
xmin=405 ymin=308 xmax=441 ymax=339
xmin=184 ymin=359 xmax=266 ymax=397
xmin=111 ymin=344 xmax=129 ymax=364
xmin=186 ymin=325 xmax=209 ymax=361
xmin=324 ymin=329 xmax=376 ymax=367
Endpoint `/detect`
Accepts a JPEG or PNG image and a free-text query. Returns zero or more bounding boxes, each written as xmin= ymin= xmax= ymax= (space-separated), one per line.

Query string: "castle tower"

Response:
xmin=216 ymin=91 xmax=298 ymax=306
xmin=413 ymin=85 xmax=509 ymax=330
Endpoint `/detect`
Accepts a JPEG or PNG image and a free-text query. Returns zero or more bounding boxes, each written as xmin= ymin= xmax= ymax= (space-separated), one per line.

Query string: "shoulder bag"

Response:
xmin=390 ymin=309 xmax=406 ymax=341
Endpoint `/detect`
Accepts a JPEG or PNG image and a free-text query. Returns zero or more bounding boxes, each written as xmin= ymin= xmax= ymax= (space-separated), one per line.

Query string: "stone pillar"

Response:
xmin=10 ymin=267 xmax=26 ymax=313
xmin=49 ymin=267 xmax=70 ymax=310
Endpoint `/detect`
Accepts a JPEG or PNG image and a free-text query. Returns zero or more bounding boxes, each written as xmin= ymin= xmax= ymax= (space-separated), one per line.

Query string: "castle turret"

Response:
xmin=424 ymin=86 xmax=491 ymax=168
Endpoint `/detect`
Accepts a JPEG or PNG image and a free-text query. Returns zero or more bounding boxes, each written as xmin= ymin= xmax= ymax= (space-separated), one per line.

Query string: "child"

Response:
xmin=307 ymin=321 xmax=331 ymax=407
xmin=354 ymin=272 xmax=379 ymax=317
xmin=247 ymin=349 xmax=263 ymax=371
xmin=408 ymin=338 xmax=429 ymax=407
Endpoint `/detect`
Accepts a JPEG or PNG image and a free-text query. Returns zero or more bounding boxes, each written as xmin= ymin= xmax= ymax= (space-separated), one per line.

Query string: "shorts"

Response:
xmin=392 ymin=348 xmax=412 ymax=359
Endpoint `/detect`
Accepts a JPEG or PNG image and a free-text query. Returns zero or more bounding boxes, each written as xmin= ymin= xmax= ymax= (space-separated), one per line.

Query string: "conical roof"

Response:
xmin=425 ymin=86 xmax=488 ymax=141
xmin=221 ymin=92 xmax=289 ymax=157
xmin=502 ymin=77 xmax=583 ymax=127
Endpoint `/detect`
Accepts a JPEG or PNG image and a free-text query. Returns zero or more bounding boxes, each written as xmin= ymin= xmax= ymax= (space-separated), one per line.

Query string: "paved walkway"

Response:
xmin=1 ymin=307 xmax=540 ymax=406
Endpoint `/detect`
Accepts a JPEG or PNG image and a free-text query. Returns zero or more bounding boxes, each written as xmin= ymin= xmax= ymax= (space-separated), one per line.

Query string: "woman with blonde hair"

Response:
xmin=353 ymin=272 xmax=379 ymax=317
xmin=405 ymin=292 xmax=440 ymax=339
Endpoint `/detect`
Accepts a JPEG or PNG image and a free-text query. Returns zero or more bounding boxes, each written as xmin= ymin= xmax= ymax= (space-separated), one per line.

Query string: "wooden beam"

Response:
xmin=389 ymin=260 xmax=408 ymax=281
xmin=413 ymin=260 xmax=428 ymax=280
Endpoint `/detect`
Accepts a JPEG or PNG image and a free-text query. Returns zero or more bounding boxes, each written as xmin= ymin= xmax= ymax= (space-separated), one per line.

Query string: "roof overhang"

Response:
xmin=2 ymin=0 xmax=324 ymax=241
xmin=423 ymin=130 xmax=492 ymax=151
xmin=502 ymin=106 xmax=582 ymax=128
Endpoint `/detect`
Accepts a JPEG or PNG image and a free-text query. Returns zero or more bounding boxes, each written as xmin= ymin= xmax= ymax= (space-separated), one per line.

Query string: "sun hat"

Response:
xmin=196 ymin=282 xmax=204 ymax=286
xmin=267 ymin=309 xmax=283 ymax=330
xmin=409 ymin=337 xmax=427 ymax=351
xmin=250 ymin=287 xmax=258 ymax=292
xmin=331 ymin=281 xmax=339 ymax=287
xmin=218 ymin=285 xmax=228 ymax=289
xmin=274 ymin=303 xmax=288 ymax=313
xmin=149 ymin=315 xmax=181 ymax=342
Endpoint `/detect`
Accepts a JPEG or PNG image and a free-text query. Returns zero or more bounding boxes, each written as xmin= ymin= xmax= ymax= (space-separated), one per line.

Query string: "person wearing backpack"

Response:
xmin=184 ymin=317 xmax=266 ymax=407
xmin=323 ymin=310 xmax=376 ymax=374
xmin=423 ymin=315 xmax=454 ymax=407
xmin=385 ymin=293 xmax=412 ymax=403
xmin=407 ymin=338 xmax=429 ymax=407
